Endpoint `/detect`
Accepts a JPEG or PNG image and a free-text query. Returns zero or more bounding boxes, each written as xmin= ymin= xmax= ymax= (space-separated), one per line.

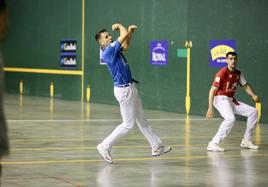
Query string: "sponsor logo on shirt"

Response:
xmin=215 ymin=77 xmax=220 ymax=83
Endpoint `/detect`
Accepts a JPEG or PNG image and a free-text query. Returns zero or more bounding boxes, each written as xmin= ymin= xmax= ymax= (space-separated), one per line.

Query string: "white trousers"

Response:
xmin=211 ymin=96 xmax=258 ymax=144
xmin=101 ymin=84 xmax=162 ymax=150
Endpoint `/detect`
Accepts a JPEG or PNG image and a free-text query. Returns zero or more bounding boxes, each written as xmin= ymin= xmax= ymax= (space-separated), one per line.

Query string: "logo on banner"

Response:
xmin=60 ymin=53 xmax=76 ymax=67
xmin=150 ymin=41 xmax=168 ymax=66
xmin=60 ymin=40 xmax=77 ymax=52
xmin=209 ymin=40 xmax=236 ymax=67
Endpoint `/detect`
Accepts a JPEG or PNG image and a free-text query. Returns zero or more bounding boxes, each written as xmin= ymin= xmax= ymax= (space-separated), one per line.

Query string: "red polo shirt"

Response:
xmin=212 ymin=67 xmax=247 ymax=97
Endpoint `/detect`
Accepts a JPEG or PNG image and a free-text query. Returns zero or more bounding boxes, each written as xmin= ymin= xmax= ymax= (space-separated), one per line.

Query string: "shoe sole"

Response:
xmin=97 ymin=145 xmax=113 ymax=164
xmin=207 ymin=148 xmax=225 ymax=152
xmin=152 ymin=147 xmax=172 ymax=157
xmin=240 ymin=145 xmax=259 ymax=149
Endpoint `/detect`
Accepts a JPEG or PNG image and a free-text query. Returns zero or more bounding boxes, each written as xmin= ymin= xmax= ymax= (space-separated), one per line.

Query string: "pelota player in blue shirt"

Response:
xmin=95 ymin=23 xmax=171 ymax=163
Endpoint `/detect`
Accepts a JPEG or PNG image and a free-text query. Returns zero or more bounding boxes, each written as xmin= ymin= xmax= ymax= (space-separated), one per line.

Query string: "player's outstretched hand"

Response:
xmin=128 ymin=25 xmax=138 ymax=33
xmin=206 ymin=108 xmax=214 ymax=119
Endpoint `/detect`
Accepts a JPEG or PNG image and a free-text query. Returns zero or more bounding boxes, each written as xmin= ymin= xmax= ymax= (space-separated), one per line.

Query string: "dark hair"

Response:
xmin=0 ymin=0 xmax=6 ymax=12
xmin=226 ymin=51 xmax=237 ymax=58
xmin=95 ymin=29 xmax=107 ymax=42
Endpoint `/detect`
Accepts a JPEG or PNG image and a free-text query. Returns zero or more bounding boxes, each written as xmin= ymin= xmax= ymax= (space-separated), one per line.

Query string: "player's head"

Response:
xmin=0 ymin=0 xmax=8 ymax=41
xmin=226 ymin=51 xmax=237 ymax=58
xmin=95 ymin=29 xmax=113 ymax=48
xmin=226 ymin=51 xmax=237 ymax=70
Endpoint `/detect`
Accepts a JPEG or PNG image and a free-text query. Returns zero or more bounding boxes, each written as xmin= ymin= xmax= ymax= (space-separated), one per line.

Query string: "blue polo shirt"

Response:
xmin=101 ymin=40 xmax=133 ymax=86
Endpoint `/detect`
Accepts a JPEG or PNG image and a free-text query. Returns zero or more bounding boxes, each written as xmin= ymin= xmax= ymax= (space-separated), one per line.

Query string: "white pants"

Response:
xmin=101 ymin=83 xmax=162 ymax=150
xmin=211 ymin=96 xmax=258 ymax=144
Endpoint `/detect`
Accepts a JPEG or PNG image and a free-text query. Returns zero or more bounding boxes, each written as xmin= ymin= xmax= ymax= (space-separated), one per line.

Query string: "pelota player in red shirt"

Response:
xmin=206 ymin=51 xmax=259 ymax=152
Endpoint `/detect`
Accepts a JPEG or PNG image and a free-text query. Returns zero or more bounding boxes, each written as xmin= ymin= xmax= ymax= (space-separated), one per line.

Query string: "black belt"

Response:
xmin=132 ymin=78 xmax=139 ymax=84
xmin=115 ymin=78 xmax=139 ymax=88
xmin=116 ymin=83 xmax=131 ymax=88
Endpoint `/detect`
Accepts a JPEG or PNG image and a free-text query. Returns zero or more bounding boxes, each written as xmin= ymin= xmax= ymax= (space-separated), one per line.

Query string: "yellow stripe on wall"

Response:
xmin=3 ymin=67 xmax=83 ymax=75
xmin=81 ymin=0 xmax=85 ymax=101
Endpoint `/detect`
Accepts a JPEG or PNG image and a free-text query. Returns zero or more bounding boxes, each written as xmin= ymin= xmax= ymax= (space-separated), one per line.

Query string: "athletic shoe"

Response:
xmin=207 ymin=142 xmax=225 ymax=152
xmin=97 ymin=144 xmax=113 ymax=164
xmin=152 ymin=145 xmax=172 ymax=156
xmin=240 ymin=139 xmax=259 ymax=149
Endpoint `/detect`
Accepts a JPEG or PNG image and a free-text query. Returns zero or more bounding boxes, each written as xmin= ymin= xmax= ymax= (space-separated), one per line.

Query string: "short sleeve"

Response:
xmin=212 ymin=72 xmax=223 ymax=88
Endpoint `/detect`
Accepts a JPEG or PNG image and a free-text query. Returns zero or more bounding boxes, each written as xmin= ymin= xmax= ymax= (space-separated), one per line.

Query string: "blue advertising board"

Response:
xmin=60 ymin=53 xmax=77 ymax=68
xmin=60 ymin=39 xmax=77 ymax=68
xmin=150 ymin=41 xmax=168 ymax=66
xmin=99 ymin=47 xmax=106 ymax=65
xmin=209 ymin=40 xmax=236 ymax=67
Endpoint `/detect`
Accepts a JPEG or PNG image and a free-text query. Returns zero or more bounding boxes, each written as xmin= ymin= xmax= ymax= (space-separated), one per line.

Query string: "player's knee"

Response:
xmin=123 ymin=121 xmax=135 ymax=130
xmin=251 ymin=108 xmax=258 ymax=117
xmin=224 ymin=116 xmax=236 ymax=124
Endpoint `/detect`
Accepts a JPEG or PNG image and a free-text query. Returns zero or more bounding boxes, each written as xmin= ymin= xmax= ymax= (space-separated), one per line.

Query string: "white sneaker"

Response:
xmin=97 ymin=144 xmax=113 ymax=164
xmin=152 ymin=145 xmax=172 ymax=156
xmin=207 ymin=142 xmax=225 ymax=152
xmin=240 ymin=139 xmax=259 ymax=149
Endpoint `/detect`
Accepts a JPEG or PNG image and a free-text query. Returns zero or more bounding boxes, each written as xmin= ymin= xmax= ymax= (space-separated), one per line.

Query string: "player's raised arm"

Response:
xmin=112 ymin=23 xmax=129 ymax=45
xmin=121 ymin=25 xmax=138 ymax=51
